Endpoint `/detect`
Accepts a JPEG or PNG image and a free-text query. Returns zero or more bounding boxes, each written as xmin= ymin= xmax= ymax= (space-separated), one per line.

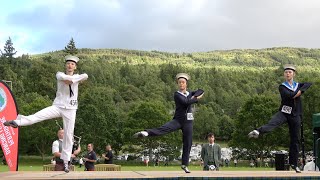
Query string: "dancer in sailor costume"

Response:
xmin=4 ymin=55 xmax=88 ymax=173
xmin=248 ymin=64 xmax=311 ymax=173
xmin=133 ymin=73 xmax=204 ymax=173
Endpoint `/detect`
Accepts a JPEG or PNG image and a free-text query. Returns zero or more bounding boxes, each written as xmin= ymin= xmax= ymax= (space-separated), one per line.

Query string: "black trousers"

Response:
xmin=147 ymin=119 xmax=193 ymax=166
xmin=257 ymin=111 xmax=301 ymax=166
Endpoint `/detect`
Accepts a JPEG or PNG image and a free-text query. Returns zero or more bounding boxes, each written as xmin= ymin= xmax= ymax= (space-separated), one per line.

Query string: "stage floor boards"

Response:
xmin=0 ymin=171 xmax=319 ymax=179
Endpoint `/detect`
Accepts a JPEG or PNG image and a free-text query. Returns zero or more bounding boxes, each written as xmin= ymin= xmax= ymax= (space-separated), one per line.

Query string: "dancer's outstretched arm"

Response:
xmin=56 ymin=72 xmax=88 ymax=83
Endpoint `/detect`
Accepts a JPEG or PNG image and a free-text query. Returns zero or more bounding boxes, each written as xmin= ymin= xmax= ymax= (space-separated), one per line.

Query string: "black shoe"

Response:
xmin=248 ymin=130 xmax=259 ymax=138
xmin=133 ymin=132 xmax=143 ymax=138
xmin=133 ymin=131 xmax=148 ymax=138
xmin=181 ymin=165 xmax=190 ymax=173
xmin=64 ymin=163 xmax=70 ymax=173
xmin=3 ymin=121 xmax=18 ymax=128
xmin=290 ymin=164 xmax=301 ymax=173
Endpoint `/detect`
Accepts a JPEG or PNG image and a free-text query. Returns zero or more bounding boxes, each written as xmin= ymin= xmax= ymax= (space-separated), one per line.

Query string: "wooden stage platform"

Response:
xmin=0 ymin=171 xmax=319 ymax=180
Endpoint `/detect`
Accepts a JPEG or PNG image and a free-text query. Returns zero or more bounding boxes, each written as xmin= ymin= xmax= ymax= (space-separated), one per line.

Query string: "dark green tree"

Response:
xmin=64 ymin=37 xmax=78 ymax=55
xmin=193 ymin=105 xmax=219 ymax=140
xmin=18 ymin=92 xmax=57 ymax=162
xmin=1 ymin=37 xmax=17 ymax=58
xmin=124 ymin=101 xmax=181 ymax=158
xmin=75 ymin=85 xmax=124 ymax=154
xmin=229 ymin=95 xmax=288 ymax=165
xmin=217 ymin=114 xmax=234 ymax=140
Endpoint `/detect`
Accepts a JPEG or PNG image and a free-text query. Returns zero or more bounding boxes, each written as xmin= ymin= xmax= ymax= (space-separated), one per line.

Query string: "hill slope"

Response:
xmin=31 ymin=47 xmax=320 ymax=71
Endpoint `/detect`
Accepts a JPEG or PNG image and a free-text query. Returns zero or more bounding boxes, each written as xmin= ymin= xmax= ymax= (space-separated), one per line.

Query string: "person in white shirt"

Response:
xmin=52 ymin=129 xmax=81 ymax=171
xmin=4 ymin=55 xmax=88 ymax=173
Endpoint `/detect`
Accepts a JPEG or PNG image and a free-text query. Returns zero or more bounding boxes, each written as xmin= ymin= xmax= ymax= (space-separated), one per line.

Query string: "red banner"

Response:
xmin=0 ymin=81 xmax=19 ymax=171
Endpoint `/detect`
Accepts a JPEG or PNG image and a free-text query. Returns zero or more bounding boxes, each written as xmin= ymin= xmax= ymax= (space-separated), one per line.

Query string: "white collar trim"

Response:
xmin=177 ymin=91 xmax=189 ymax=97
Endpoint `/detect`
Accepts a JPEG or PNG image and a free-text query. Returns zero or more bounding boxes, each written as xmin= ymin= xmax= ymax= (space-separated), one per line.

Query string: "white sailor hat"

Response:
xmin=65 ymin=55 xmax=79 ymax=63
xmin=283 ymin=64 xmax=296 ymax=71
xmin=176 ymin=73 xmax=191 ymax=81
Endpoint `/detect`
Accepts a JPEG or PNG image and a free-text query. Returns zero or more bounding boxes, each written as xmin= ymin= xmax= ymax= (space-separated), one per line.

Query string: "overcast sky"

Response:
xmin=1 ymin=0 xmax=320 ymax=55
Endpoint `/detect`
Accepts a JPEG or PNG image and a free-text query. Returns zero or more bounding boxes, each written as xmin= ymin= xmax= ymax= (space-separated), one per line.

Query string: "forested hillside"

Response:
xmin=33 ymin=47 xmax=320 ymax=70
xmin=1 ymin=47 xmax=320 ymax=159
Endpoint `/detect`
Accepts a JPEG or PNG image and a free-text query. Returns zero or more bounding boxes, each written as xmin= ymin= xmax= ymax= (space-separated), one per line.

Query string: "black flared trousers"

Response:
xmin=147 ymin=119 xmax=193 ymax=166
xmin=258 ymin=111 xmax=301 ymax=166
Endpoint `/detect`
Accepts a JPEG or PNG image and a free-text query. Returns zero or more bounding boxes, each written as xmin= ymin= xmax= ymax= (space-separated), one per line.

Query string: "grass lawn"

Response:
xmin=0 ymin=164 xmax=274 ymax=172
xmin=0 ymin=155 xmax=275 ymax=172
xmin=193 ymin=140 xmax=229 ymax=148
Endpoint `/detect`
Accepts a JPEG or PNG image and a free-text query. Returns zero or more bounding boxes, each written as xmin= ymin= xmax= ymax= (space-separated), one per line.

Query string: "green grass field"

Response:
xmin=0 ymin=155 xmax=275 ymax=172
xmin=0 ymin=164 xmax=274 ymax=172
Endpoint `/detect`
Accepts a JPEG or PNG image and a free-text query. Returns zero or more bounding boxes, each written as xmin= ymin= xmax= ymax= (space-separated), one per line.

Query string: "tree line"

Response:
xmin=1 ymin=38 xmax=320 ymax=161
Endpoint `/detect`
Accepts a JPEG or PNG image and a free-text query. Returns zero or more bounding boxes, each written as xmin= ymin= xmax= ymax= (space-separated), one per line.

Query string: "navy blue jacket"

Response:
xmin=173 ymin=91 xmax=198 ymax=121
xmin=278 ymin=82 xmax=311 ymax=116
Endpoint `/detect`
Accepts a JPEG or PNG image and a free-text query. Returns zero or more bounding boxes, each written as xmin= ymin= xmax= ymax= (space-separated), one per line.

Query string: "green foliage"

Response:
xmin=1 ymin=46 xmax=320 ymax=158
xmin=18 ymin=93 xmax=57 ymax=161
xmin=217 ymin=115 xmax=235 ymax=140
xmin=76 ymin=86 xmax=124 ymax=154
xmin=124 ymin=101 xmax=181 ymax=158
xmin=299 ymin=79 xmax=320 ymax=149
xmin=31 ymin=47 xmax=320 ymax=70
xmin=229 ymin=95 xmax=287 ymax=159
xmin=193 ymin=105 xmax=219 ymax=140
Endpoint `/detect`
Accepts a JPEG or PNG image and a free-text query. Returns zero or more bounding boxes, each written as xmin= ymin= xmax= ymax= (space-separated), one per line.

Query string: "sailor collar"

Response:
xmin=177 ymin=91 xmax=190 ymax=97
xmin=282 ymin=81 xmax=299 ymax=91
